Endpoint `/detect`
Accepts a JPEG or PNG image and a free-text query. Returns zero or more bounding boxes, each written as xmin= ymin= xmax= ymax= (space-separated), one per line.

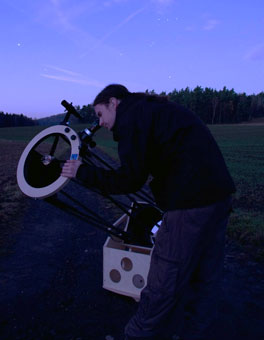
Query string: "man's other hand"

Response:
xmin=61 ymin=159 xmax=82 ymax=178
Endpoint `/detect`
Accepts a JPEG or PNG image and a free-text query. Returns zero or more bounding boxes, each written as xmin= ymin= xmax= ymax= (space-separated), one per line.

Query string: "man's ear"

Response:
xmin=109 ymin=97 xmax=120 ymax=109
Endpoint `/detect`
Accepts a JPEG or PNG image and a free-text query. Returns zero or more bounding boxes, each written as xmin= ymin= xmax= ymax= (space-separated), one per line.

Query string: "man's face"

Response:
xmin=94 ymin=98 xmax=120 ymax=130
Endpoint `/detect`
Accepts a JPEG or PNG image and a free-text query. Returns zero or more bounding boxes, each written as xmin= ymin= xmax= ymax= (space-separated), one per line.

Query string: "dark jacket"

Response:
xmin=76 ymin=94 xmax=236 ymax=210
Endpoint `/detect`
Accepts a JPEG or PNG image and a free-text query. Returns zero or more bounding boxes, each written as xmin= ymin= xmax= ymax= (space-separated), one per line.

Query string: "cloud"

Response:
xmin=41 ymin=65 xmax=104 ymax=88
xmin=152 ymin=0 xmax=176 ymax=5
xmin=203 ymin=19 xmax=220 ymax=31
xmin=44 ymin=1 xmax=123 ymax=54
xmin=33 ymin=1 xmax=101 ymax=51
xmin=90 ymin=6 xmax=146 ymax=51
xmin=104 ymin=0 xmax=176 ymax=4
xmin=150 ymin=0 xmax=176 ymax=15
xmin=244 ymin=44 xmax=264 ymax=61
xmin=45 ymin=0 xmax=94 ymax=38
xmin=2 ymin=0 xmax=26 ymax=14
xmin=185 ymin=25 xmax=196 ymax=32
xmin=44 ymin=65 xmax=83 ymax=77
xmin=41 ymin=74 xmax=103 ymax=87
xmin=48 ymin=0 xmax=76 ymax=31
xmin=103 ymin=0 xmax=129 ymax=6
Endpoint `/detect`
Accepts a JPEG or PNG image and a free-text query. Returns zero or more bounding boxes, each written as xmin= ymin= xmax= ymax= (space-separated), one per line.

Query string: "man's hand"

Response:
xmin=61 ymin=159 xmax=82 ymax=178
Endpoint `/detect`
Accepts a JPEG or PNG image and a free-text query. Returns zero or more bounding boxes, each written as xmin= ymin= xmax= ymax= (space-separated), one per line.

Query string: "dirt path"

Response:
xmin=0 ymin=152 xmax=263 ymax=340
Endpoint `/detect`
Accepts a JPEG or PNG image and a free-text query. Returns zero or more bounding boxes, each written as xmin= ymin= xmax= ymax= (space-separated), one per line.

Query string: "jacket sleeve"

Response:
xmin=76 ymin=105 xmax=154 ymax=195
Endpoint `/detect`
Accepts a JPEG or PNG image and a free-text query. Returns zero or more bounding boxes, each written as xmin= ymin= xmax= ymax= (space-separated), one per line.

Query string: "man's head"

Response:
xmin=93 ymin=84 xmax=131 ymax=130
xmin=94 ymin=98 xmax=120 ymax=130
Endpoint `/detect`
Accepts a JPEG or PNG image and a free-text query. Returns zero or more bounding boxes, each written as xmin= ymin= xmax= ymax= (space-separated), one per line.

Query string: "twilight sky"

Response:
xmin=1 ymin=0 xmax=263 ymax=118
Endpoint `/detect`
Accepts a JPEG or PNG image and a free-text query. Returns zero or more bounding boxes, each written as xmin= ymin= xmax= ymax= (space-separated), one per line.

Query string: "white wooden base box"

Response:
xmin=103 ymin=236 xmax=153 ymax=301
xmin=103 ymin=201 xmax=162 ymax=301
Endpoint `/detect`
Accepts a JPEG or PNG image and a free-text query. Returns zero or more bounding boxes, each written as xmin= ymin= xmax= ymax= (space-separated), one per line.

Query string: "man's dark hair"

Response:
xmin=93 ymin=84 xmax=131 ymax=106
xmin=93 ymin=83 xmax=168 ymax=106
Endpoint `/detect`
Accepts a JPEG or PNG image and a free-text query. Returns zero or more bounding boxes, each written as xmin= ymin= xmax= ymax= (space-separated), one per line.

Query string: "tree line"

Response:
xmin=158 ymin=86 xmax=264 ymax=124
xmin=1 ymin=86 xmax=264 ymax=127
xmin=0 ymin=112 xmax=37 ymax=128
xmin=81 ymin=87 xmax=264 ymax=125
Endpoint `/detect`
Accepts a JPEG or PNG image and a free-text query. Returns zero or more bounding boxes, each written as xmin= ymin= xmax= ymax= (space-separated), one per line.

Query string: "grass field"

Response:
xmin=0 ymin=123 xmax=263 ymax=257
xmin=209 ymin=125 xmax=264 ymax=253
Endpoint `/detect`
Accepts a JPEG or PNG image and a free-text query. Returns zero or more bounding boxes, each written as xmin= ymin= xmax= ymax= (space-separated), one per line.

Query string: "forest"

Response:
xmin=0 ymin=112 xmax=37 ymax=128
xmin=162 ymin=86 xmax=264 ymax=124
xmin=1 ymin=86 xmax=264 ymax=127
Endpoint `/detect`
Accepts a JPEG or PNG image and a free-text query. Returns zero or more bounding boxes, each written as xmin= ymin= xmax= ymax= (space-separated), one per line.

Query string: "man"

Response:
xmin=62 ymin=84 xmax=235 ymax=340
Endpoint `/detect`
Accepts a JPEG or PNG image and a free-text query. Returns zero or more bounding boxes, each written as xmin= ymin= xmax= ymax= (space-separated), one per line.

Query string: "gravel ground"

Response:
xmin=0 ymin=151 xmax=263 ymax=340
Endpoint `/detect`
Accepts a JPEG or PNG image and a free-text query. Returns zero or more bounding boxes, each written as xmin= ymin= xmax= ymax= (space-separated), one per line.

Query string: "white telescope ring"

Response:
xmin=17 ymin=125 xmax=80 ymax=199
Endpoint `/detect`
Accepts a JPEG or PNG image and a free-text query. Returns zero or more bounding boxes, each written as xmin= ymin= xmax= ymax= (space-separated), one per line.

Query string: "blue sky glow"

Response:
xmin=1 ymin=0 xmax=263 ymax=118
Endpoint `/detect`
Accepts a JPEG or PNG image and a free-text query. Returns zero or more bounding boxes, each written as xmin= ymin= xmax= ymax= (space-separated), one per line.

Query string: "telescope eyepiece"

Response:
xmin=79 ymin=123 xmax=101 ymax=149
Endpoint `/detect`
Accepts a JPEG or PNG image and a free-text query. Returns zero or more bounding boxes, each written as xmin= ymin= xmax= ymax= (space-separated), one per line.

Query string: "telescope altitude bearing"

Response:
xmin=17 ymin=125 xmax=80 ymax=199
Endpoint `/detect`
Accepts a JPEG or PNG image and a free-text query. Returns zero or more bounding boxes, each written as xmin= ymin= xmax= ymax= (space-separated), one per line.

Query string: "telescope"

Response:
xmin=17 ymin=100 xmax=163 ymax=301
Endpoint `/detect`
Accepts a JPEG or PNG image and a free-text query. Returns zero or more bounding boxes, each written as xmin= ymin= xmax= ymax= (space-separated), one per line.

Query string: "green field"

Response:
xmin=0 ymin=125 xmax=46 ymax=142
xmin=1 ymin=123 xmax=263 ymax=254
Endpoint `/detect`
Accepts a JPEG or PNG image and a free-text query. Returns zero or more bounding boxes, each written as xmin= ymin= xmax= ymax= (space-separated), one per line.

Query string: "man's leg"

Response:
xmin=124 ymin=197 xmax=232 ymax=340
xmin=181 ymin=199 xmax=231 ymax=340
xmin=125 ymin=208 xmax=191 ymax=339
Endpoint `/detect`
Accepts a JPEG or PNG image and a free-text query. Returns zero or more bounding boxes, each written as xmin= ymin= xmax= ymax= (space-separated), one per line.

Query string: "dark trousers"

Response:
xmin=125 ymin=197 xmax=232 ymax=340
